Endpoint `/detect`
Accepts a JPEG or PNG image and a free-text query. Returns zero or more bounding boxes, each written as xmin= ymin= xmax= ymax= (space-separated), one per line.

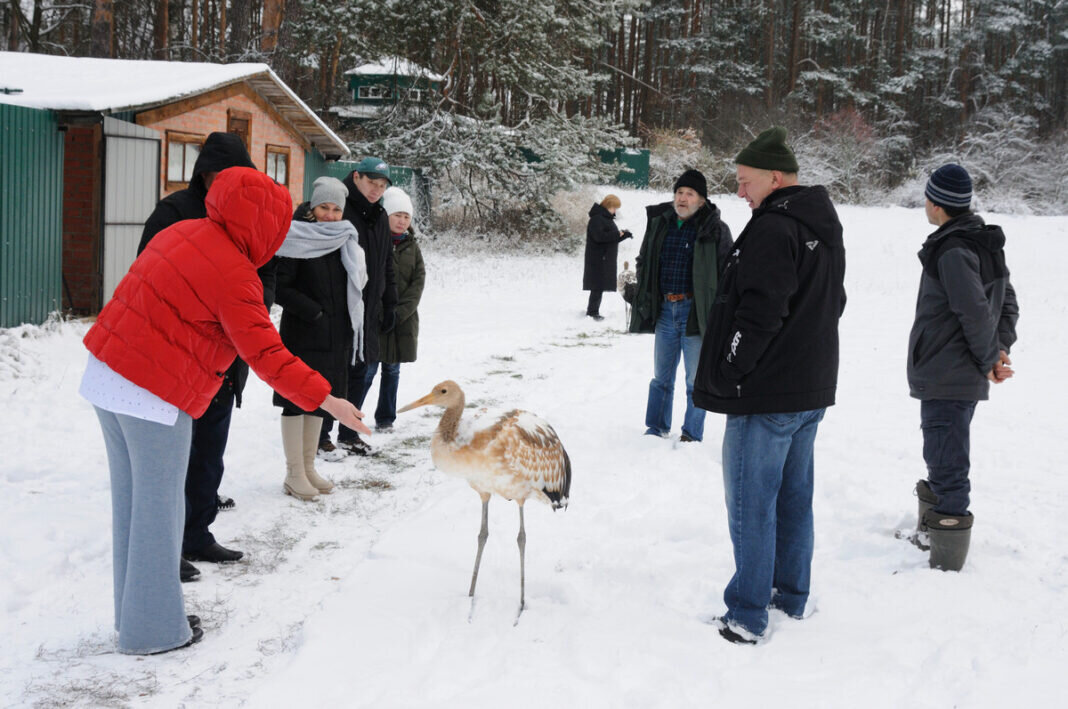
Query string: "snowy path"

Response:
xmin=2 ymin=193 xmax=1066 ymax=707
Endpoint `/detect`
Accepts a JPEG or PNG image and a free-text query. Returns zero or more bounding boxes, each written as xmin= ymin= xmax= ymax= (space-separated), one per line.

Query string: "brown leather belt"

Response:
xmin=664 ymin=292 xmax=693 ymax=302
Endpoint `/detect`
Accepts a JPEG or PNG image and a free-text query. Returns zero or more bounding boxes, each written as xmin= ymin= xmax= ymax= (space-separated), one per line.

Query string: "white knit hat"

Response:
xmin=310 ymin=176 xmax=347 ymax=209
xmin=382 ymin=186 xmax=414 ymax=217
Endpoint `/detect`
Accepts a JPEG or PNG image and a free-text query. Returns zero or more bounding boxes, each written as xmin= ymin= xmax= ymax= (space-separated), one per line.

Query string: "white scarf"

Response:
xmin=276 ymin=219 xmax=368 ymax=364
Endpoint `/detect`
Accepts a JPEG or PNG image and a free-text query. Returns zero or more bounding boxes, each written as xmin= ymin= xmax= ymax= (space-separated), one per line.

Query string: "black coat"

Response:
xmin=272 ymin=214 xmax=354 ymax=415
xmin=341 ymin=173 xmax=398 ymax=363
xmin=583 ymin=203 xmax=624 ymax=291
xmin=694 ymin=185 xmax=847 ymax=415
xmin=136 ymin=132 xmax=274 ymax=408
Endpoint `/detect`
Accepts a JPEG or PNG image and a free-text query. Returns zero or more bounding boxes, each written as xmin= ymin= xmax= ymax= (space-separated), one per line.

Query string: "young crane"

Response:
xmin=397 ymin=380 xmax=571 ymax=621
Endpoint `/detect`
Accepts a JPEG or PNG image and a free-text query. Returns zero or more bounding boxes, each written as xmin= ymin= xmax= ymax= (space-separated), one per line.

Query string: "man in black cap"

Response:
xmin=629 ymin=169 xmax=733 ymax=443
xmin=694 ymin=127 xmax=846 ymax=645
xmin=904 ymin=163 xmax=1019 ymax=572
xmin=318 ymin=156 xmax=398 ymax=455
xmin=138 ymin=132 xmax=274 ymax=581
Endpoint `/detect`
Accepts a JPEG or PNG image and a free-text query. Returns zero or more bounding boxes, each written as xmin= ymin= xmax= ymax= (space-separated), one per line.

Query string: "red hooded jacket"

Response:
xmin=84 ymin=167 xmax=330 ymax=418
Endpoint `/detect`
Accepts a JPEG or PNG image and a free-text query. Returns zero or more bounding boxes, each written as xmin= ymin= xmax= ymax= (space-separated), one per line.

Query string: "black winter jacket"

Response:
xmin=136 ymin=132 xmax=274 ymax=407
xmin=341 ymin=173 xmax=398 ymax=363
xmin=583 ymin=203 xmax=625 ymax=291
xmin=694 ymin=185 xmax=846 ymax=415
xmin=907 ymin=213 xmax=1019 ymax=401
xmin=272 ymin=209 xmax=354 ymax=415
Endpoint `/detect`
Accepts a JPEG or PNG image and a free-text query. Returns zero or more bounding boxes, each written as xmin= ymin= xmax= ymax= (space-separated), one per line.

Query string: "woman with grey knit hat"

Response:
xmin=273 ymin=176 xmax=369 ymax=501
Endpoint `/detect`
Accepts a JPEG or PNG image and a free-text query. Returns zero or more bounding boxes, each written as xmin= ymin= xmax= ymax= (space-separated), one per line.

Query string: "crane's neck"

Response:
xmin=436 ymin=393 xmax=466 ymax=444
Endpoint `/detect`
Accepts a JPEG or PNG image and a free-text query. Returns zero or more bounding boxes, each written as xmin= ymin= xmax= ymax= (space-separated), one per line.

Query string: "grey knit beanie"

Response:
xmin=310 ymin=176 xmax=348 ymax=209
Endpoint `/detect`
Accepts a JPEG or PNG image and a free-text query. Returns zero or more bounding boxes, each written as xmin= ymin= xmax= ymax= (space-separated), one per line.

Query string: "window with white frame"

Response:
xmin=166 ymin=131 xmax=204 ymax=187
xmin=265 ymin=144 xmax=290 ymax=186
xmin=357 ymin=84 xmax=391 ymax=99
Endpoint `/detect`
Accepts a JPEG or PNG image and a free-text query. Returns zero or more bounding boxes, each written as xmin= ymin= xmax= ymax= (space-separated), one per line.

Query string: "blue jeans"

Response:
xmin=721 ymin=408 xmax=826 ymax=636
xmin=921 ymin=399 xmax=977 ymax=516
xmin=94 ymin=406 xmax=193 ymax=654
xmin=645 ymin=298 xmax=705 ymax=440
xmin=361 ymin=360 xmax=402 ymax=427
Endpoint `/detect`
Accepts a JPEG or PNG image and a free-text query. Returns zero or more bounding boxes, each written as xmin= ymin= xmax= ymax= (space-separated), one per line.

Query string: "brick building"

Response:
xmin=0 ymin=52 xmax=349 ymax=317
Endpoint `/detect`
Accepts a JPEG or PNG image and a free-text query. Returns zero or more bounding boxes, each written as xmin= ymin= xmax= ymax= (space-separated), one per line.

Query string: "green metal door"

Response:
xmin=0 ymin=104 xmax=64 ymax=327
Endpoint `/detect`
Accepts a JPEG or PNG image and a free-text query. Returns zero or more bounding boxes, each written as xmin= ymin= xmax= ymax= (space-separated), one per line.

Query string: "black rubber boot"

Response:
xmin=925 ymin=510 xmax=973 ymax=571
xmin=915 ymin=480 xmax=937 ymax=530
xmin=907 ymin=480 xmax=938 ymax=549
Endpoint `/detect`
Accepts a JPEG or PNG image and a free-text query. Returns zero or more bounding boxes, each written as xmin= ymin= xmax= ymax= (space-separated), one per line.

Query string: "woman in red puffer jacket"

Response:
xmin=80 ymin=167 xmax=370 ymax=655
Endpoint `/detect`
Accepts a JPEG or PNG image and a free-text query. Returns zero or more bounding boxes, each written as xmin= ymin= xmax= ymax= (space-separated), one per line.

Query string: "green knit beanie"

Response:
xmin=734 ymin=126 xmax=799 ymax=172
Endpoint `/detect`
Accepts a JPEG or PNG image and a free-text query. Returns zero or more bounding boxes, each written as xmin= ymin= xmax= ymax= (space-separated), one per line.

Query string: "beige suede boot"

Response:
xmin=302 ymin=415 xmax=334 ymax=494
xmin=282 ymin=415 xmax=319 ymax=501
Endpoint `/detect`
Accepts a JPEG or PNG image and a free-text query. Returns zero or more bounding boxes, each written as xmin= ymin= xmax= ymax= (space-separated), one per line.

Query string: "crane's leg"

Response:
xmin=469 ymin=493 xmax=491 ymax=598
xmin=515 ymin=502 xmax=527 ymax=624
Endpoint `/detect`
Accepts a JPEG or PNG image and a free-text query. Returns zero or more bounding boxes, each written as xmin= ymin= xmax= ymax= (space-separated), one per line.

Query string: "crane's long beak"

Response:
xmin=397 ymin=392 xmax=435 ymax=414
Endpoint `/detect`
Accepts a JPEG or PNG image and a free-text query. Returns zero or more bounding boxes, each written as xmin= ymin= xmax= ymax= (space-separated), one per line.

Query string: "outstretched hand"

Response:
xmin=321 ymin=394 xmax=372 ymax=435
xmin=987 ymin=350 xmax=1014 ymax=383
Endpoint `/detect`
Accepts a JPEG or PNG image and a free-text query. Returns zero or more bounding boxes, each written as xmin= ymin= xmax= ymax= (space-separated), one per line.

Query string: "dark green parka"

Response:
xmin=378 ymin=229 xmax=426 ymax=363
xmin=628 ymin=201 xmax=733 ymax=337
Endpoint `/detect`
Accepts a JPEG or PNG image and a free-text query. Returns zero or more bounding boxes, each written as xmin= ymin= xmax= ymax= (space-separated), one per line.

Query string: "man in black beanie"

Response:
xmin=904 ymin=163 xmax=1018 ymax=572
xmin=694 ymin=126 xmax=846 ymax=644
xmin=629 ymin=169 xmax=733 ymax=444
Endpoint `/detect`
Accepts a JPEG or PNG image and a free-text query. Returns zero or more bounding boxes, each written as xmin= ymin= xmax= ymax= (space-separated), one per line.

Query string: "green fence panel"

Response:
xmin=0 ymin=104 xmax=64 ymax=327
xmin=599 ymin=148 xmax=650 ymax=188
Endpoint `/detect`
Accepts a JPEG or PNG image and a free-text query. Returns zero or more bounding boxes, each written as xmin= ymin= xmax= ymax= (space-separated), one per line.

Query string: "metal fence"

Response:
xmin=0 ymin=104 xmax=64 ymax=327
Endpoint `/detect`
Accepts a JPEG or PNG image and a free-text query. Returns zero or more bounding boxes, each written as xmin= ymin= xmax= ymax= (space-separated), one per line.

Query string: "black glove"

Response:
xmin=620 ymin=230 xmax=633 ymax=241
xmin=381 ymin=308 xmax=396 ymax=333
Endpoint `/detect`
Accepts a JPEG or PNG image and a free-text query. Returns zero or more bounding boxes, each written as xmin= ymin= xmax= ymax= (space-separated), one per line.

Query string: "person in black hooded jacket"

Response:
xmin=138 ymin=132 xmax=274 ymax=578
xmin=903 ymin=163 xmax=1018 ymax=572
xmin=694 ymin=128 xmax=846 ymax=645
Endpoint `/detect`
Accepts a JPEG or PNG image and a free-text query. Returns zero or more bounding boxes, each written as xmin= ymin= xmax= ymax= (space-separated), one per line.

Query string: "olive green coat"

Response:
xmin=628 ymin=201 xmax=733 ymax=337
xmin=378 ymin=232 xmax=426 ymax=363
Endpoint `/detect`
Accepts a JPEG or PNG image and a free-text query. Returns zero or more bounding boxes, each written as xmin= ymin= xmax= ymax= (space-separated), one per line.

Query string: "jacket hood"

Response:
xmin=192 ymin=132 xmax=256 ymax=181
xmin=589 ymin=203 xmax=614 ymax=219
xmin=758 ymin=185 xmax=843 ymax=248
xmin=205 ymin=167 xmax=294 ymax=268
xmin=923 ymin=213 xmax=1005 ymax=253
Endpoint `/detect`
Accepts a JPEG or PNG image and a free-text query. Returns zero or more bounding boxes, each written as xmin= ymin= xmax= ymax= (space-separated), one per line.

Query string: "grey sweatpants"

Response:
xmin=94 ymin=406 xmax=193 ymax=654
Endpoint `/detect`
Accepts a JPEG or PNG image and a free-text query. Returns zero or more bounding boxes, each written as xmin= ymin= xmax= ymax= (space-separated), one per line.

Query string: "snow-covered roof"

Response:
xmin=344 ymin=58 xmax=444 ymax=82
xmin=329 ymin=104 xmax=385 ymax=120
xmin=0 ymin=51 xmax=349 ymax=158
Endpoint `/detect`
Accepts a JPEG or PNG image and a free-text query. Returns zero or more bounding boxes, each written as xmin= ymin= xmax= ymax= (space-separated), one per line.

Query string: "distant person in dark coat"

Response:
xmin=319 ymin=156 xmax=399 ymax=456
xmin=358 ymin=187 xmax=426 ymax=431
xmin=273 ymin=177 xmax=368 ymax=501
xmin=905 ymin=163 xmax=1019 ymax=572
xmin=137 ymin=131 xmax=273 ymax=581
xmin=583 ymin=194 xmax=632 ymax=320
xmin=694 ymin=127 xmax=846 ymax=645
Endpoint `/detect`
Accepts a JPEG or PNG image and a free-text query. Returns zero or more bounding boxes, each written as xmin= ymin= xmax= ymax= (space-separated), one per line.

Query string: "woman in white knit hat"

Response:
xmin=272 ymin=176 xmax=368 ymax=500
xmin=357 ymin=186 xmax=426 ymax=431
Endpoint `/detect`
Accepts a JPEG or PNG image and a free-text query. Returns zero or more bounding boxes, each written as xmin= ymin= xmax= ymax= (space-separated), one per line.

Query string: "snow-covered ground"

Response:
xmin=2 ymin=189 xmax=1065 ymax=707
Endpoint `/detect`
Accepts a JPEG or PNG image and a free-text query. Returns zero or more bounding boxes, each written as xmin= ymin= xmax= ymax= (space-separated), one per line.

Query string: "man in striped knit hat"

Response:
xmin=906 ymin=163 xmax=1019 ymax=572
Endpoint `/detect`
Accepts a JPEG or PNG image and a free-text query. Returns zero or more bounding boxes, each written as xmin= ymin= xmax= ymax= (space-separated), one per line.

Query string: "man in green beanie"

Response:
xmin=694 ymin=127 xmax=847 ymax=645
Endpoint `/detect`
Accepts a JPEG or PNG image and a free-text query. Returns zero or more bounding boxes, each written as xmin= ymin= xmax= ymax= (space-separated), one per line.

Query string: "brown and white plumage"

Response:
xmin=398 ymin=380 xmax=571 ymax=620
